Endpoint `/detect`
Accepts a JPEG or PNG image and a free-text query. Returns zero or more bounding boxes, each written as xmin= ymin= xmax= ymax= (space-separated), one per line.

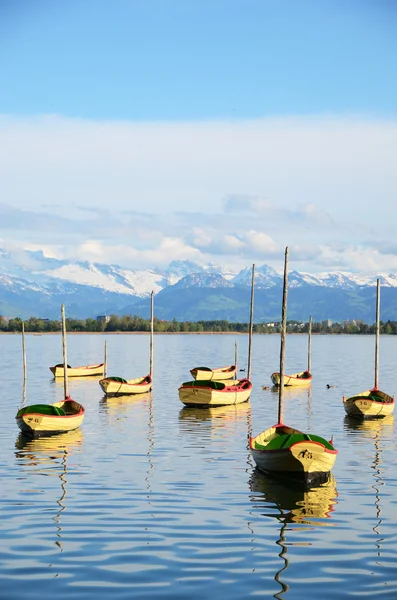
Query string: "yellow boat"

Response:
xmin=251 ymin=249 xmax=336 ymax=484
xmin=190 ymin=364 xmax=237 ymax=381
xmin=15 ymin=399 xmax=85 ymax=437
xmin=343 ymin=388 xmax=395 ymax=419
xmin=99 ymin=374 xmax=152 ymax=396
xmin=50 ymin=363 xmax=105 ymax=378
xmin=178 ymin=378 xmax=252 ymax=407
xmin=343 ymin=279 xmax=395 ymax=420
xmin=271 ymin=370 xmax=312 ymax=387
xmin=250 ymin=423 xmax=338 ymax=485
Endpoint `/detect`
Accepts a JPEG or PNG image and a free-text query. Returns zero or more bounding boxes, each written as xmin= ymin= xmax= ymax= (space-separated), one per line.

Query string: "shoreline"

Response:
xmin=0 ymin=330 xmax=247 ymax=335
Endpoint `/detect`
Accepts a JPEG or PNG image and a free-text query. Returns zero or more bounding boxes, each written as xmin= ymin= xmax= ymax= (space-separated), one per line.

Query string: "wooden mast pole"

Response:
xmin=149 ymin=291 xmax=154 ymax=377
xmin=22 ymin=321 xmax=27 ymax=388
xmin=375 ymin=278 xmax=380 ymax=389
xmin=21 ymin=321 xmax=27 ymax=405
xmin=61 ymin=304 xmax=69 ymax=399
xmin=234 ymin=341 xmax=238 ymax=375
xmin=247 ymin=263 xmax=255 ymax=380
xmin=307 ymin=315 xmax=312 ymax=373
xmin=104 ymin=340 xmax=107 ymax=378
xmin=278 ymin=247 xmax=289 ymax=424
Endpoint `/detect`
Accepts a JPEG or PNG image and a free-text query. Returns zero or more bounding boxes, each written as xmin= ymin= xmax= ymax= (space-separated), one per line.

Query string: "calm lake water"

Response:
xmin=1 ymin=333 xmax=397 ymax=599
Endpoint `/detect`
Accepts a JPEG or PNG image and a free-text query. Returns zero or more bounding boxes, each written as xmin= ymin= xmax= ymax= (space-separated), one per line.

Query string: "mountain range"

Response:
xmin=1 ymin=248 xmax=397 ymax=322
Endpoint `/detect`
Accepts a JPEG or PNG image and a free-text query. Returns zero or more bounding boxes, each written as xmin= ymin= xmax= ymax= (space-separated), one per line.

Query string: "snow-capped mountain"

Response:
xmin=2 ymin=246 xmax=397 ymax=320
xmin=233 ymin=265 xmax=281 ymax=288
xmin=174 ymin=272 xmax=234 ymax=289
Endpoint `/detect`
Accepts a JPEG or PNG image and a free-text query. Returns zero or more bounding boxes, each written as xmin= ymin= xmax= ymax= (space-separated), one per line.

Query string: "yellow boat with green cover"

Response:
xmin=343 ymin=279 xmax=395 ymax=419
xmin=15 ymin=399 xmax=85 ymax=437
xmin=250 ymin=423 xmax=337 ymax=484
xmin=190 ymin=364 xmax=236 ymax=381
xmin=343 ymin=388 xmax=395 ymax=419
xmin=50 ymin=363 xmax=105 ymax=378
xmin=178 ymin=378 xmax=252 ymax=407
xmin=271 ymin=370 xmax=312 ymax=387
xmin=99 ymin=374 xmax=152 ymax=396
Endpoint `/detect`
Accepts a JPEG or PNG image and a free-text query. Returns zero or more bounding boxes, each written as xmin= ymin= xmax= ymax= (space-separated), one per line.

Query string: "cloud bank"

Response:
xmin=0 ymin=113 xmax=396 ymax=273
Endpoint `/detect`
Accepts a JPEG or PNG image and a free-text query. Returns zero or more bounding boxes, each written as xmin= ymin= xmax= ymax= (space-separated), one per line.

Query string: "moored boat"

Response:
xmin=50 ymin=363 xmax=105 ymax=378
xmin=271 ymin=370 xmax=312 ymax=387
xmin=251 ymin=247 xmax=337 ymax=483
xmin=16 ymin=399 xmax=85 ymax=437
xmin=343 ymin=279 xmax=395 ymax=419
xmin=343 ymin=388 xmax=394 ymax=419
xmin=190 ymin=364 xmax=237 ymax=381
xmin=99 ymin=374 xmax=152 ymax=396
xmin=270 ymin=316 xmax=313 ymax=387
xmin=99 ymin=292 xmax=155 ymax=396
xmin=250 ymin=423 xmax=337 ymax=484
xmin=178 ymin=378 xmax=252 ymax=407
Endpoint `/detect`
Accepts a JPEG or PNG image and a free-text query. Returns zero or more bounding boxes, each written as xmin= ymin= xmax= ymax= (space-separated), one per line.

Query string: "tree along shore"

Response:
xmin=0 ymin=315 xmax=396 ymax=334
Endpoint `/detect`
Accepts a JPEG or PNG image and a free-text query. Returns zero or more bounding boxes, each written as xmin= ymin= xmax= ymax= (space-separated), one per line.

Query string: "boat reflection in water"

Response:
xmin=15 ymin=428 xmax=84 ymax=464
xmin=179 ymin=402 xmax=251 ymax=431
xmin=249 ymin=469 xmax=338 ymax=598
xmin=343 ymin=414 xmax=395 ymax=438
xmin=52 ymin=374 xmax=103 ymax=385
xmin=269 ymin=384 xmax=312 ymax=402
xmin=179 ymin=403 xmax=252 ymax=447
xmin=99 ymin=391 xmax=152 ymax=418
xmin=250 ymin=468 xmax=338 ymax=525
xmin=15 ymin=429 xmax=84 ymax=550
xmin=344 ymin=414 xmax=394 ymax=566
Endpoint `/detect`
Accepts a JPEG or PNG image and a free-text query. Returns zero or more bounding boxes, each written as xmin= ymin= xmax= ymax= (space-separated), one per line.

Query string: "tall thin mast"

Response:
xmin=234 ymin=341 xmax=238 ymax=374
xmin=104 ymin=340 xmax=107 ymax=378
xmin=149 ymin=291 xmax=154 ymax=377
xmin=375 ymin=278 xmax=380 ymax=389
xmin=21 ymin=321 xmax=27 ymax=406
xmin=22 ymin=321 xmax=27 ymax=388
xmin=307 ymin=315 xmax=312 ymax=373
xmin=61 ymin=304 xmax=69 ymax=399
xmin=278 ymin=247 xmax=289 ymax=424
xmin=247 ymin=263 xmax=255 ymax=380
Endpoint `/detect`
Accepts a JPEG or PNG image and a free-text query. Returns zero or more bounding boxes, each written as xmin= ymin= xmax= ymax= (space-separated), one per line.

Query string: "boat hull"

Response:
xmin=190 ymin=365 xmax=236 ymax=381
xmin=178 ymin=378 xmax=252 ymax=407
xmin=343 ymin=388 xmax=395 ymax=418
xmin=271 ymin=371 xmax=312 ymax=387
xmin=250 ymin=424 xmax=337 ymax=483
xmin=16 ymin=399 xmax=85 ymax=437
xmin=99 ymin=374 xmax=152 ymax=395
xmin=50 ymin=363 xmax=105 ymax=377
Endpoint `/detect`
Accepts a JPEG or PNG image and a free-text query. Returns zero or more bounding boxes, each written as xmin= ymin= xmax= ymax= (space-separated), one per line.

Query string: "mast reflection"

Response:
xmin=15 ymin=429 xmax=84 ymax=550
xmin=249 ymin=469 xmax=338 ymax=598
xmin=344 ymin=414 xmax=394 ymax=565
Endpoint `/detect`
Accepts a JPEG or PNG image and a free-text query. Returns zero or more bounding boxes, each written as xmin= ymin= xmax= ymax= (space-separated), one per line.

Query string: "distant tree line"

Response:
xmin=1 ymin=315 xmax=397 ymax=334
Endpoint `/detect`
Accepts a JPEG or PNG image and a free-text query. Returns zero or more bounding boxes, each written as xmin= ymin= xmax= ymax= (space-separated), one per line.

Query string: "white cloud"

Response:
xmin=0 ymin=113 xmax=397 ymax=272
xmin=68 ymin=237 xmax=203 ymax=268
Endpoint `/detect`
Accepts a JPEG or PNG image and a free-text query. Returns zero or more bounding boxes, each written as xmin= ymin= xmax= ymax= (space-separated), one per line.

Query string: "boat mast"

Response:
xmin=104 ymin=340 xmax=107 ymax=378
xmin=234 ymin=341 xmax=238 ymax=374
xmin=22 ymin=321 xmax=27 ymax=389
xmin=61 ymin=304 xmax=69 ymax=399
xmin=374 ymin=278 xmax=380 ymax=389
xmin=21 ymin=321 xmax=27 ymax=406
xmin=149 ymin=291 xmax=154 ymax=377
xmin=278 ymin=247 xmax=289 ymax=424
xmin=307 ymin=315 xmax=312 ymax=373
xmin=247 ymin=263 xmax=255 ymax=380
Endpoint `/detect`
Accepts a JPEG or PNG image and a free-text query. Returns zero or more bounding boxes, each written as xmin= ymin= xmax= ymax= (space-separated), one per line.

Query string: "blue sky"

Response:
xmin=0 ymin=1 xmax=396 ymax=273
